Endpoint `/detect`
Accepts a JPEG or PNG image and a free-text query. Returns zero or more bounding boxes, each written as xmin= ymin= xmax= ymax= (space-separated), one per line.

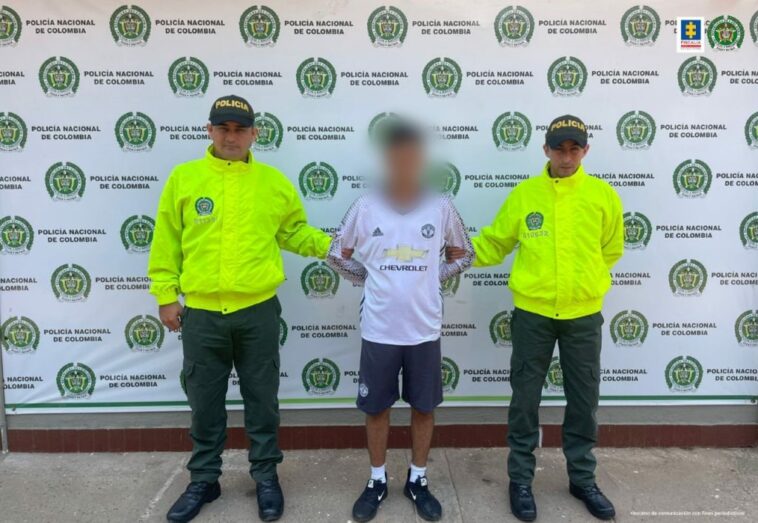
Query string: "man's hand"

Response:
xmin=159 ymin=302 xmax=184 ymax=332
xmin=445 ymin=246 xmax=466 ymax=262
xmin=341 ymin=248 xmax=354 ymax=260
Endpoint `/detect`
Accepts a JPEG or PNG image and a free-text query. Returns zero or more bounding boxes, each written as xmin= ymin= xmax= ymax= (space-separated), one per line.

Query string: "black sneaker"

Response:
xmin=403 ymin=470 xmax=442 ymax=521
xmin=352 ymin=476 xmax=388 ymax=522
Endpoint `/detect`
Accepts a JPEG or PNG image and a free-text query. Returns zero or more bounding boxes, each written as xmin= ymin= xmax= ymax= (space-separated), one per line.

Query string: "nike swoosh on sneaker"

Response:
xmin=377 ymin=492 xmax=385 ymax=501
xmin=409 ymin=489 xmax=417 ymax=501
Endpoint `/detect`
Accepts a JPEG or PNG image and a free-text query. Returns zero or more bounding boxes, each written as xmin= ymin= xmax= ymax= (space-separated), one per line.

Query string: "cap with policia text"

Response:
xmin=545 ymin=115 xmax=588 ymax=148
xmin=209 ymin=95 xmax=255 ymax=127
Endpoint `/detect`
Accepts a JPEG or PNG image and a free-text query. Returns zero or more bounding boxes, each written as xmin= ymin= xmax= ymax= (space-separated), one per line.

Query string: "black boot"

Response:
xmin=508 ymin=482 xmax=536 ymax=522
xmin=256 ymin=475 xmax=284 ymax=522
xmin=166 ymin=481 xmax=220 ymax=522
xmin=569 ymin=482 xmax=616 ymax=520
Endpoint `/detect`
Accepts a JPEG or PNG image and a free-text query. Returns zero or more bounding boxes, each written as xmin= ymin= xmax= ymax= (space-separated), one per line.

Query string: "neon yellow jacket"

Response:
xmin=148 ymin=146 xmax=331 ymax=313
xmin=472 ymin=163 xmax=624 ymax=319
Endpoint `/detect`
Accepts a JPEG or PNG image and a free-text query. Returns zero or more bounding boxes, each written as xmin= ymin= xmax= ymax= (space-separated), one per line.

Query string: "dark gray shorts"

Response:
xmin=356 ymin=338 xmax=443 ymax=415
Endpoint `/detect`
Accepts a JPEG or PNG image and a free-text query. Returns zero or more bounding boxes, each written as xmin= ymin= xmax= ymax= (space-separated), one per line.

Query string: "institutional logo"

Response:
xmin=115 ymin=112 xmax=156 ymax=151
xmin=678 ymin=56 xmax=717 ymax=96
xmin=752 ymin=11 xmax=758 ymax=46
xmin=57 ymin=362 xmax=96 ymax=398
xmin=168 ymin=57 xmax=209 ymax=97
xmin=543 ymin=357 xmax=564 ymax=393
xmin=623 ymin=211 xmax=652 ymax=250
xmin=494 ymin=6 xmax=534 ymax=47
xmin=110 ymin=4 xmax=151 ymax=46
xmin=279 ymin=317 xmax=287 ymax=347
xmin=673 ymin=159 xmax=711 ymax=198
xmin=620 ymin=5 xmax=660 ymax=46
xmin=253 ymin=112 xmax=283 ymax=151
xmin=422 ymin=57 xmax=462 ymax=98
xmin=665 ymin=355 xmax=703 ymax=392
xmin=441 ymin=357 xmax=460 ymax=393
xmin=610 ymin=310 xmax=649 ymax=347
xmin=677 ymin=17 xmax=704 ymax=52
xmin=1 ymin=316 xmax=40 ymax=354
xmin=367 ymin=6 xmax=408 ymax=47
xmin=735 ymin=310 xmax=758 ymax=347
xmin=239 ymin=5 xmax=280 ymax=47
xmin=45 ymin=162 xmax=86 ymax=201
xmin=740 ymin=212 xmax=758 ymax=249
xmin=427 ymin=161 xmax=461 ymax=197
xmin=616 ymin=110 xmax=656 ymax=149
xmin=194 ymin=196 xmax=214 ymax=216
xmin=125 ymin=314 xmax=165 ymax=352
xmin=0 ymin=112 xmax=26 ymax=151
xmin=745 ymin=111 xmax=758 ymax=148
xmin=51 ymin=263 xmax=92 ymax=302
xmin=0 ymin=215 xmax=33 ymax=254
xmin=707 ymin=15 xmax=744 ymax=50
xmin=39 ymin=56 xmax=80 ymax=97
xmin=668 ymin=259 xmax=707 ymax=297
xmin=525 ymin=212 xmax=543 ymax=231
xmin=492 ymin=112 xmax=531 ymax=151
xmin=302 ymin=358 xmax=340 ymax=395
xmin=441 ymin=274 xmax=460 ymax=298
xmin=489 ymin=310 xmax=513 ymax=347
xmin=299 ymin=162 xmax=338 ymax=200
xmin=297 ymin=57 xmax=336 ymax=98
xmin=120 ymin=215 xmax=155 ymax=253
xmin=0 ymin=5 xmax=21 ymax=46
xmin=383 ymin=245 xmax=427 ymax=263
xmin=301 ymin=261 xmax=339 ymax=298
xmin=368 ymin=111 xmax=400 ymax=141
xmin=547 ymin=56 xmax=587 ymax=96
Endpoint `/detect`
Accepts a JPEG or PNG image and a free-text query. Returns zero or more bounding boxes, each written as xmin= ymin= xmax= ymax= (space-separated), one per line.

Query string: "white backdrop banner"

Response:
xmin=1 ymin=0 xmax=757 ymax=413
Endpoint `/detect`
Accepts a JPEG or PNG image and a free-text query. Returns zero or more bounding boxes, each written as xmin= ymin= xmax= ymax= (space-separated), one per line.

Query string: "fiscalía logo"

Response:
xmin=494 ymin=6 xmax=534 ymax=47
xmin=610 ymin=310 xmax=649 ymax=347
xmin=543 ymin=356 xmax=564 ymax=392
xmin=441 ymin=356 xmax=460 ymax=393
xmin=57 ymin=362 xmax=96 ymax=398
xmin=253 ymin=112 xmax=283 ymax=151
xmin=735 ymin=310 xmax=758 ymax=347
xmin=120 ymin=215 xmax=154 ymax=253
xmin=441 ymin=274 xmax=460 ymax=298
xmin=368 ymin=6 xmax=407 ymax=47
xmin=39 ymin=56 xmax=79 ymax=97
xmin=302 ymin=358 xmax=340 ymax=395
xmin=492 ymin=111 xmax=531 ymax=151
xmin=678 ymin=56 xmax=717 ymax=96
xmin=194 ymin=196 xmax=214 ymax=216
xmin=115 ymin=112 xmax=156 ymax=151
xmin=668 ymin=259 xmax=707 ymax=297
xmin=0 ymin=215 xmax=33 ymax=254
xmin=46 ymin=162 xmax=86 ymax=201
xmin=707 ymin=15 xmax=744 ymax=50
xmin=0 ymin=5 xmax=21 ymax=46
xmin=299 ymin=161 xmax=338 ymax=200
xmin=665 ymin=355 xmax=703 ymax=392
xmin=1 ymin=316 xmax=40 ymax=354
xmin=547 ymin=56 xmax=587 ymax=96
xmin=677 ymin=17 xmax=704 ymax=52
xmin=422 ymin=57 xmax=462 ymax=98
xmin=297 ymin=57 xmax=336 ymax=98
xmin=623 ymin=211 xmax=652 ymax=250
xmin=740 ymin=212 xmax=758 ymax=249
xmin=279 ymin=317 xmax=287 ymax=347
xmin=168 ymin=57 xmax=209 ymax=97
xmin=673 ymin=159 xmax=711 ymax=198
xmin=616 ymin=110 xmax=656 ymax=149
xmin=110 ymin=4 xmax=151 ymax=46
xmin=51 ymin=263 xmax=92 ymax=302
xmin=620 ymin=5 xmax=660 ymax=46
xmin=125 ymin=314 xmax=165 ymax=352
xmin=429 ymin=161 xmax=461 ymax=197
xmin=0 ymin=112 xmax=26 ymax=151
xmin=301 ymin=261 xmax=339 ymax=298
xmin=525 ymin=212 xmax=543 ymax=231
xmin=745 ymin=111 xmax=758 ymax=149
xmin=489 ymin=310 xmax=513 ymax=347
xmin=240 ymin=5 xmax=280 ymax=47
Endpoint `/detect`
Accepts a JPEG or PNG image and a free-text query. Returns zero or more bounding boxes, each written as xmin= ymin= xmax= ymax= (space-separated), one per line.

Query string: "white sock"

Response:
xmin=410 ymin=463 xmax=427 ymax=483
xmin=371 ymin=464 xmax=386 ymax=482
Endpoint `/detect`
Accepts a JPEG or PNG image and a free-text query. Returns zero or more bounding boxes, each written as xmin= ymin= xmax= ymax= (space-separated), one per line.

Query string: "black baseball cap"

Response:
xmin=545 ymin=114 xmax=588 ymax=148
xmin=209 ymin=95 xmax=254 ymax=127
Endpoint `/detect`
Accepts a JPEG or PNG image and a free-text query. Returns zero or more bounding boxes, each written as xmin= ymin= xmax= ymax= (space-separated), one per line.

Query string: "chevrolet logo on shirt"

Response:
xmin=382 ymin=245 xmax=428 ymax=262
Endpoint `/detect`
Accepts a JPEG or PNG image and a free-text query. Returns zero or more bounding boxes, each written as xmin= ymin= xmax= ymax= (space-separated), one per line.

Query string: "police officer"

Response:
xmin=471 ymin=115 xmax=624 ymax=521
xmin=148 ymin=95 xmax=331 ymax=522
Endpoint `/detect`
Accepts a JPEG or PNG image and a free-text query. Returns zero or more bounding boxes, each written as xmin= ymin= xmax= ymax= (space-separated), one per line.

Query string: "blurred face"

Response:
xmin=385 ymin=141 xmax=424 ymax=191
xmin=206 ymin=121 xmax=258 ymax=161
xmin=543 ymin=140 xmax=590 ymax=178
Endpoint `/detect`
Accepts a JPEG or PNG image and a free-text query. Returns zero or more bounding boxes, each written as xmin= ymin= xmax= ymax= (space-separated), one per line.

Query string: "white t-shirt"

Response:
xmin=328 ymin=192 xmax=473 ymax=345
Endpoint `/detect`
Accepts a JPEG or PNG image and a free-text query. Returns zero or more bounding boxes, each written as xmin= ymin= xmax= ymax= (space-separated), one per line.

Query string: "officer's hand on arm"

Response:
xmin=341 ymin=248 xmax=354 ymax=259
xmin=445 ymin=246 xmax=466 ymax=262
xmin=159 ymin=302 xmax=184 ymax=332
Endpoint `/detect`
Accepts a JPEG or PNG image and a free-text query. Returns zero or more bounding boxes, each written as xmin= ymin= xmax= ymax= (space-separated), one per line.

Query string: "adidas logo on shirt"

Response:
xmin=372 ymin=227 xmax=384 ymax=237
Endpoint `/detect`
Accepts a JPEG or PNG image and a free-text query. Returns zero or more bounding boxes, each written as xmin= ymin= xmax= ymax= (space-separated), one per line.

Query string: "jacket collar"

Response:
xmin=541 ymin=161 xmax=587 ymax=188
xmin=205 ymin=145 xmax=255 ymax=172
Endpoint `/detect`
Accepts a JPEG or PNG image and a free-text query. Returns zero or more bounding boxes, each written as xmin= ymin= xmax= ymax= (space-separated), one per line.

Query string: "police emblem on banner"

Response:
xmin=302 ymin=358 xmax=340 ymax=395
xmin=299 ymin=161 xmax=338 ymax=200
xmin=665 ymin=356 xmax=703 ymax=392
xmin=673 ymin=159 xmax=711 ymax=198
xmin=168 ymin=57 xmax=209 ymax=97
xmin=57 ymin=362 xmax=96 ymax=398
xmin=623 ymin=212 xmax=652 ymax=250
xmin=616 ymin=110 xmax=656 ymax=149
xmin=51 ymin=263 xmax=92 ymax=302
xmin=494 ymin=6 xmax=534 ymax=47
xmin=0 ymin=5 xmax=21 ymax=46
xmin=620 ymin=5 xmax=660 ymax=46
xmin=115 ymin=112 xmax=156 ymax=151
xmin=740 ymin=212 xmax=758 ymax=249
xmin=441 ymin=357 xmax=460 ymax=393
xmin=0 ymin=112 xmax=26 ymax=152
xmin=301 ymin=261 xmax=339 ymax=298
xmin=735 ymin=310 xmax=758 ymax=347
xmin=1 ymin=316 xmax=40 ymax=354
xmin=120 ymin=215 xmax=155 ymax=253
xmin=423 ymin=57 xmax=462 ymax=97
xmin=492 ymin=111 xmax=531 ymax=151
xmin=678 ymin=56 xmax=717 ymax=96
xmin=707 ymin=15 xmax=744 ymax=51
xmin=751 ymin=10 xmax=758 ymax=46
xmin=668 ymin=259 xmax=707 ymax=297
xmin=548 ymin=56 xmax=587 ymax=96
xmin=543 ymin=357 xmax=564 ymax=393
xmin=125 ymin=315 xmax=165 ymax=352
xmin=279 ymin=317 xmax=288 ymax=347
xmin=39 ymin=56 xmax=79 ymax=97
xmin=489 ymin=310 xmax=513 ymax=347
xmin=240 ymin=5 xmax=280 ymax=47
xmin=429 ymin=161 xmax=461 ymax=197
xmin=297 ymin=57 xmax=336 ymax=98
xmin=368 ymin=111 xmax=400 ymax=142
xmin=441 ymin=274 xmax=460 ymax=298
xmin=110 ymin=4 xmax=151 ymax=46
xmin=745 ymin=112 xmax=758 ymax=148
xmin=610 ymin=310 xmax=649 ymax=347
xmin=368 ymin=6 xmax=407 ymax=47
xmin=254 ymin=112 xmax=283 ymax=151
xmin=0 ymin=215 xmax=33 ymax=254
xmin=45 ymin=162 xmax=86 ymax=201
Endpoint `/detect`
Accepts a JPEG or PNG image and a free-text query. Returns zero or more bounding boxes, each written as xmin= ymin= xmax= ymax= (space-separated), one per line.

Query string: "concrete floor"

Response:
xmin=0 ymin=448 xmax=755 ymax=522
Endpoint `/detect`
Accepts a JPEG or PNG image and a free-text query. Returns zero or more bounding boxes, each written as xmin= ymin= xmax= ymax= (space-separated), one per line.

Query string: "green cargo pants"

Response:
xmin=507 ymin=307 xmax=603 ymax=488
xmin=181 ymin=296 xmax=283 ymax=483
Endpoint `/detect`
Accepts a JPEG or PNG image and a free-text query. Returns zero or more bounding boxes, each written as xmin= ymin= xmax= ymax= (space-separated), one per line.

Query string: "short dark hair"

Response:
xmin=381 ymin=118 xmax=423 ymax=149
